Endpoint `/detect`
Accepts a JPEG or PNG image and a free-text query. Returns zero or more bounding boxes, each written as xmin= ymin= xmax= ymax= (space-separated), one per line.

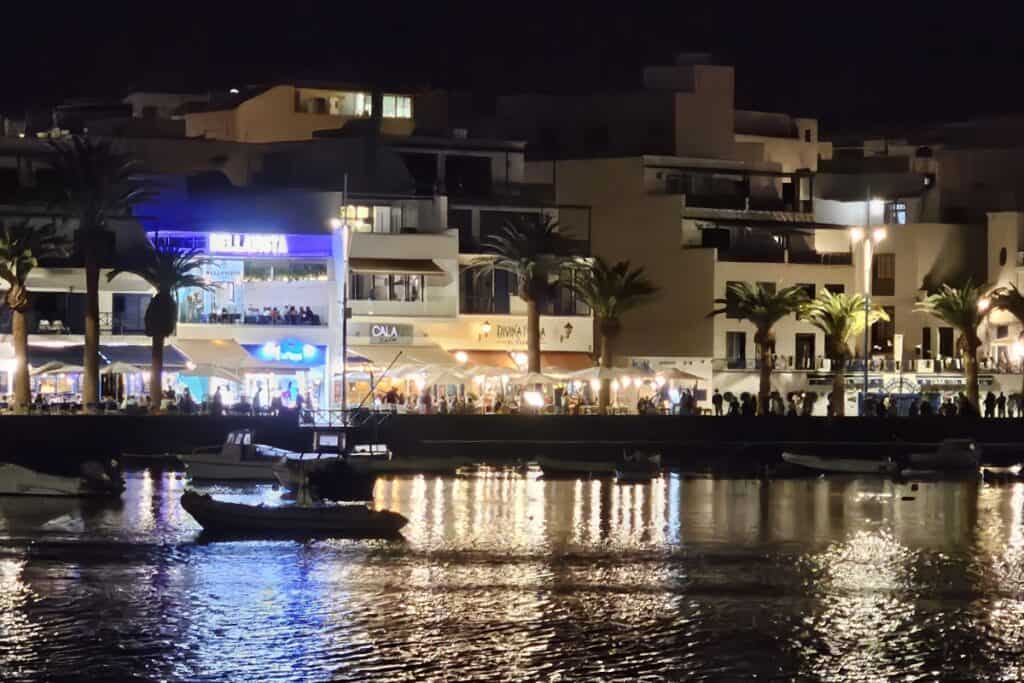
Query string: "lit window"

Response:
xmin=382 ymin=94 xmax=412 ymax=119
xmin=884 ymin=201 xmax=907 ymax=225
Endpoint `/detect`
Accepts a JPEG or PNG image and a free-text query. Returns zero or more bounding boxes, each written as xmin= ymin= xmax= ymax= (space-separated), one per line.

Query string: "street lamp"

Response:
xmin=850 ymin=207 xmax=887 ymax=415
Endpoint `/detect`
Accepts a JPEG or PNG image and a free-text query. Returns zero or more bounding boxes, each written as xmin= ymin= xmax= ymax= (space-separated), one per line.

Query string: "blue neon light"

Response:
xmin=244 ymin=341 xmax=326 ymax=366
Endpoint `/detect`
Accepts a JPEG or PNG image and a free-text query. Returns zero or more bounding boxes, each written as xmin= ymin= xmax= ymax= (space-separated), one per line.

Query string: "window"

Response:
xmin=884 ymin=201 xmax=907 ymax=225
xmin=824 ymin=283 xmax=845 ymax=294
xmin=872 ymin=253 xmax=895 ymax=296
xmin=804 ymin=129 xmax=812 ymax=143
xmin=921 ymin=327 xmax=932 ymax=358
xmin=1001 ymin=247 xmax=1008 ymax=266
xmin=795 ymin=333 xmax=816 ymax=369
xmin=372 ymin=206 xmax=403 ymax=234
xmin=725 ymin=281 xmax=743 ymax=319
xmin=382 ymin=94 xmax=412 ymax=119
xmin=997 ymin=324 xmax=1009 ymax=339
xmin=726 ymin=332 xmax=747 ymax=369
xmin=938 ymin=326 xmax=954 ymax=357
xmin=350 ymin=273 xmax=424 ymax=302
xmin=795 ymin=283 xmax=815 ymax=319
xmin=242 ymin=260 xmax=328 ymax=282
xmin=870 ymin=305 xmax=896 ymax=353
xmin=112 ymin=293 xmax=150 ymax=334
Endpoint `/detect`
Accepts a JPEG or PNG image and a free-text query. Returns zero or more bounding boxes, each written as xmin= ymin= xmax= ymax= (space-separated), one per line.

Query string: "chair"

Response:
xmin=38 ymin=320 xmax=51 ymax=333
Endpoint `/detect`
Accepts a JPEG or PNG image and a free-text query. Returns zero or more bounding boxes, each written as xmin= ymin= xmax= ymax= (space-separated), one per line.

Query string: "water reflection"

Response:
xmin=0 ymin=469 xmax=1022 ymax=679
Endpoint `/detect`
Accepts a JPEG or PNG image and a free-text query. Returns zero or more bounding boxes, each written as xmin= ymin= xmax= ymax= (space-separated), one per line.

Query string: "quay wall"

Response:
xmin=1 ymin=415 xmax=1023 ymax=467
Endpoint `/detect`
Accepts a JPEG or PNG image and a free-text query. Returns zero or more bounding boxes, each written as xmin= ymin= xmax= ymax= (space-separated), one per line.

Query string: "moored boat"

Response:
xmin=782 ymin=452 xmax=899 ymax=475
xmin=180 ymin=490 xmax=408 ymax=538
xmin=272 ymin=457 xmax=377 ymax=501
xmin=179 ymin=429 xmax=306 ymax=480
xmin=0 ymin=461 xmax=124 ymax=497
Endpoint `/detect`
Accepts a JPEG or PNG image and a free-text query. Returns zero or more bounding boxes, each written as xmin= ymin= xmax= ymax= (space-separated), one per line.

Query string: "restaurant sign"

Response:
xmin=209 ymin=233 xmax=289 ymax=256
xmin=350 ymin=322 xmax=415 ymax=345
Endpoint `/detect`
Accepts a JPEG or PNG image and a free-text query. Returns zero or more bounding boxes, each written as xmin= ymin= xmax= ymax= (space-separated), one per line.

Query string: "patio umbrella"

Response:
xmin=30 ymin=362 xmax=85 ymax=376
xmin=100 ymin=361 xmax=144 ymax=375
xmin=656 ymin=367 xmax=704 ymax=382
xmin=511 ymin=372 xmax=560 ymax=386
xmin=424 ymin=368 xmax=471 ymax=386
xmin=568 ymin=366 xmax=638 ymax=382
xmin=178 ymin=363 xmax=242 ymax=384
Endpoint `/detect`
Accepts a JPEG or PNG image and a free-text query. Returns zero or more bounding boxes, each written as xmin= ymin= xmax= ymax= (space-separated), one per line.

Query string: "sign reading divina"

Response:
xmin=208 ymin=233 xmax=289 ymax=256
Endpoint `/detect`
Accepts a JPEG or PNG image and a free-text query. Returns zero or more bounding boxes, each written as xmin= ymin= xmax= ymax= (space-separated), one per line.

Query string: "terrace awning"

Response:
xmin=348 ymin=258 xmax=446 ymax=275
xmin=101 ymin=344 xmax=189 ymax=369
xmin=173 ymin=339 xmax=249 ymax=372
xmin=348 ymin=343 xmax=454 ymax=368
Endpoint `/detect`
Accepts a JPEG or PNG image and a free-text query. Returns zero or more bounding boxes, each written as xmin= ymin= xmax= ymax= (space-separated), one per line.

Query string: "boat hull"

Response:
xmin=180 ymin=491 xmax=408 ymax=538
xmin=0 ymin=463 xmax=122 ymax=497
xmin=178 ymin=455 xmax=280 ymax=481
xmin=272 ymin=458 xmax=377 ymax=501
xmin=782 ymin=452 xmax=898 ymax=475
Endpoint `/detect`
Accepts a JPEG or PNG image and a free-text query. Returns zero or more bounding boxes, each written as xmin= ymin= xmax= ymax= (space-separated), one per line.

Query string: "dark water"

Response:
xmin=1 ymin=469 xmax=1024 ymax=681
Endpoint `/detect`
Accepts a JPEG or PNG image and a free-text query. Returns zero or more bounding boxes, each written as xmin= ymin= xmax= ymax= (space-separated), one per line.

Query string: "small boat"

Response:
xmin=179 ymin=429 xmax=306 ymax=481
xmin=907 ymin=439 xmax=980 ymax=470
xmin=0 ymin=461 xmax=125 ymax=497
xmin=782 ymin=452 xmax=898 ymax=475
xmin=180 ymin=490 xmax=408 ymax=538
xmin=615 ymin=450 xmax=663 ymax=483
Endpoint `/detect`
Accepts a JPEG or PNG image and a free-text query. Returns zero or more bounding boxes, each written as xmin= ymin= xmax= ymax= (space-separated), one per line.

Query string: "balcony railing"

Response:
xmin=349 ymin=296 xmax=456 ymax=317
xmin=718 ymin=356 xmax=1012 ymax=374
xmin=178 ymin=311 xmax=327 ymax=326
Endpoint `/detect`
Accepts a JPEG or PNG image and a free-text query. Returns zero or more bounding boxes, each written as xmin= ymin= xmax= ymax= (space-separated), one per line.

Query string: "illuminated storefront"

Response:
xmin=241 ymin=340 xmax=328 ymax=410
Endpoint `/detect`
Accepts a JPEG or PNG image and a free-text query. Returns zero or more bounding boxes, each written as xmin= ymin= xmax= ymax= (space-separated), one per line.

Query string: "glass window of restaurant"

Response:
xmin=350 ymin=273 xmax=424 ymax=302
xmin=241 ymin=342 xmax=328 ymax=412
xmin=177 ymin=258 xmax=329 ymax=323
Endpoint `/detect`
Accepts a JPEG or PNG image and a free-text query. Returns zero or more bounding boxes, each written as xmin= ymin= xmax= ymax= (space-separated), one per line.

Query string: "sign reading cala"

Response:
xmin=367 ymin=323 xmax=413 ymax=344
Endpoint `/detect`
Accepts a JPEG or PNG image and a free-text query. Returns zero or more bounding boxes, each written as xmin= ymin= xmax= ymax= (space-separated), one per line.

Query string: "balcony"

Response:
xmin=349 ymin=296 xmax=457 ymax=318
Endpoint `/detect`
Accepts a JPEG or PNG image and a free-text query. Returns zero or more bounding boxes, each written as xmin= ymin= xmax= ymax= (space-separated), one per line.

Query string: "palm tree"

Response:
xmin=709 ymin=282 xmax=808 ymax=416
xmin=472 ymin=215 xmax=580 ymax=372
xmin=800 ymin=289 xmax=888 ymax=417
xmin=0 ymin=221 xmax=70 ymax=413
xmin=915 ymin=280 xmax=989 ymax=413
xmin=50 ymin=136 xmax=152 ymax=412
xmin=986 ymin=282 xmax=1024 ymax=398
xmin=107 ymin=243 xmax=210 ymax=413
xmin=571 ymin=258 xmax=658 ymax=412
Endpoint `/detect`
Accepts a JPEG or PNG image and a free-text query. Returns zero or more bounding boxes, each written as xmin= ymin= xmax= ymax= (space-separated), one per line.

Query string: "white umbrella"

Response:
xmin=425 ymin=368 xmax=471 ymax=386
xmin=101 ymin=361 xmax=144 ymax=375
xmin=656 ymin=367 xmax=704 ymax=382
xmin=178 ymin=363 xmax=242 ymax=384
xmin=511 ymin=372 xmax=560 ymax=386
xmin=568 ymin=366 xmax=637 ymax=382
xmin=30 ymin=362 xmax=85 ymax=376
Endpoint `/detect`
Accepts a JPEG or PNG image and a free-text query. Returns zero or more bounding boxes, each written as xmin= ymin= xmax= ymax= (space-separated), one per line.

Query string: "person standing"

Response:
xmin=984 ymin=391 xmax=996 ymax=418
xmin=253 ymin=386 xmax=263 ymax=415
xmin=998 ymin=391 xmax=1007 ymax=418
xmin=211 ymin=387 xmax=224 ymax=416
xmin=712 ymin=389 xmax=723 ymax=417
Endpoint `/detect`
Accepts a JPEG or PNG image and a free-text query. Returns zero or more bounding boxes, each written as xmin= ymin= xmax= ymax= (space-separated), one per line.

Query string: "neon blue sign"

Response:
xmin=243 ymin=341 xmax=325 ymax=366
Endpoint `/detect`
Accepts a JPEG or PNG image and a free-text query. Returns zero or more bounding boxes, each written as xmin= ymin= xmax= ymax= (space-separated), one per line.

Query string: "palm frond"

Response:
xmin=108 ymin=242 xmax=214 ymax=295
xmin=800 ymin=289 xmax=888 ymax=358
xmin=0 ymin=220 xmax=70 ymax=289
xmin=914 ymin=279 xmax=989 ymax=351
xmin=708 ymin=281 xmax=809 ymax=334
xmin=571 ymin=257 xmax=658 ymax=321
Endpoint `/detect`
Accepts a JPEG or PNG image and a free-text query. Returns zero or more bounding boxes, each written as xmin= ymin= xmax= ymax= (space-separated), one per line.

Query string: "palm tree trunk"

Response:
xmin=11 ymin=309 xmax=30 ymax=414
xmin=758 ymin=340 xmax=772 ymax=416
xmin=82 ymin=246 xmax=100 ymax=412
xmin=599 ymin=328 xmax=613 ymax=414
xmin=150 ymin=335 xmax=164 ymax=415
xmin=964 ymin=349 xmax=979 ymax=414
xmin=527 ymin=298 xmax=541 ymax=373
xmin=831 ymin=365 xmax=846 ymax=417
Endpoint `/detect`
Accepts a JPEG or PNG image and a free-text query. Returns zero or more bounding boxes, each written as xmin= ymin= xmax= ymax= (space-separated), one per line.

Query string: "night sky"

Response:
xmin=4 ymin=4 xmax=1021 ymax=135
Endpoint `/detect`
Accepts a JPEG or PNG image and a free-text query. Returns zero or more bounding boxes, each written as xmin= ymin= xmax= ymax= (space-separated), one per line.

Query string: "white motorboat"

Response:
xmin=615 ymin=450 xmax=664 ymax=483
xmin=0 ymin=461 xmax=124 ymax=497
xmin=180 ymin=490 xmax=408 ymax=538
xmin=179 ymin=429 xmax=299 ymax=480
xmin=782 ymin=452 xmax=898 ymax=475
